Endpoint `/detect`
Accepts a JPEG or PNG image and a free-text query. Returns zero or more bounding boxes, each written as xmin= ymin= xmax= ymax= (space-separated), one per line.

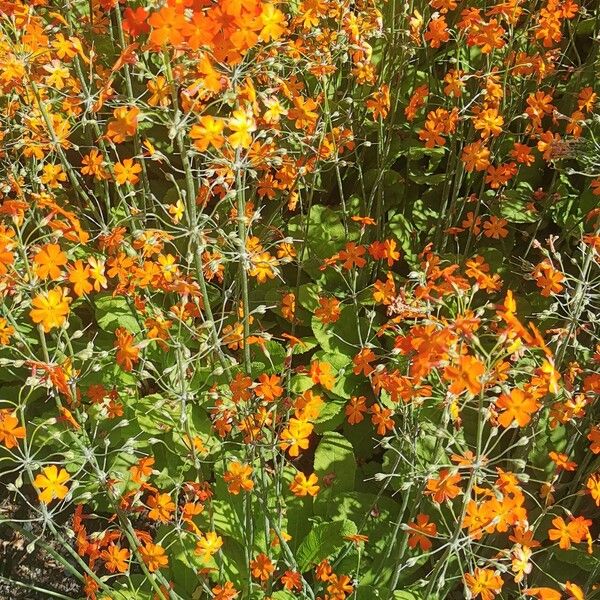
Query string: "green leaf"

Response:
xmin=499 ymin=188 xmax=538 ymax=223
xmin=95 ymin=294 xmax=141 ymax=333
xmin=296 ymin=519 xmax=357 ymax=571
xmin=133 ymin=394 xmax=180 ymax=435
xmin=314 ymin=432 xmax=356 ymax=495
xmin=393 ymin=591 xmax=426 ymax=600
xmin=311 ymin=305 xmax=369 ymax=355
xmin=250 ymin=340 xmax=286 ymax=375
xmin=271 ymin=592 xmax=297 ymax=600
xmin=553 ymin=547 xmax=600 ymax=572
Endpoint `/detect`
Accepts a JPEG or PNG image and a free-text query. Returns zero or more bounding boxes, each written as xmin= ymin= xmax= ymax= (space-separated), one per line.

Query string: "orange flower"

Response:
xmin=195 ymin=531 xmax=223 ymax=562
xmin=101 ymin=544 xmax=130 ymax=574
xmin=114 ymin=327 xmax=140 ymax=372
xmin=462 ymin=141 xmax=491 ymax=172
xmin=407 ymin=513 xmax=437 ymax=551
xmin=548 ymin=515 xmax=592 ymax=550
xmin=588 ymin=425 xmax=600 ymax=453
xmin=106 ymin=106 xmax=140 ymax=143
xmin=281 ymin=292 xmax=296 ymax=321
xmin=255 ymin=373 xmax=283 ymax=401
xmin=140 ymin=542 xmax=168 ymax=572
xmin=353 ymin=348 xmax=376 ymax=376
xmin=81 ymin=148 xmax=108 ymax=180
xmin=464 ymin=568 xmax=503 ymax=600
xmin=339 ymin=242 xmax=366 ymax=269
xmin=315 ymin=297 xmax=341 ymax=324
xmin=147 ymin=492 xmax=175 ymax=523
xmin=0 ymin=410 xmax=25 ymax=449
xmin=228 ymin=107 xmax=256 ymax=149
xmin=425 ymin=469 xmax=462 ymax=503
xmin=114 ymin=159 xmax=141 ymax=186
xmin=148 ymin=6 xmax=186 ymax=48
xmin=473 ymin=108 xmax=504 ymax=139
xmin=586 ymin=473 xmax=600 ymax=506
xmin=523 ymin=588 xmax=561 ymax=600
xmin=212 ymin=582 xmax=239 ymax=600
xmin=279 ymin=418 xmax=313 ymax=457
xmin=130 ymin=456 xmax=154 ymax=484
xmin=30 ymin=287 xmax=71 ymax=332
xmin=224 ymin=461 xmax=254 ymax=494
xmin=370 ymin=403 xmax=394 ymax=435
xmin=310 ymin=360 xmax=335 ymax=390
xmin=495 ymin=388 xmax=540 ymax=428
xmin=250 ymin=553 xmax=274 ymax=581
xmin=41 ymin=164 xmax=67 ymax=188
xmin=443 ymin=354 xmax=485 ymax=395
xmin=34 ymin=465 xmax=70 ymax=504
xmin=482 ymin=216 xmax=508 ymax=239
xmin=289 ymin=472 xmax=320 ymax=497
xmin=0 ymin=317 xmax=14 ymax=345
xmin=327 ymin=574 xmax=354 ymax=598
xmin=281 ymin=570 xmax=302 ymax=591
xmin=345 ymin=396 xmax=367 ymax=425
xmin=259 ymin=3 xmax=288 ymax=42
xmin=68 ymin=260 xmax=93 ymax=297
xmin=424 ymin=16 xmax=450 ymax=48
xmin=533 ymin=260 xmax=564 ymax=296
xmin=190 ymin=116 xmax=225 ymax=152
xmin=548 ymin=451 xmax=577 ymax=472
xmin=565 ymin=582 xmax=585 ymax=600
xmin=366 ymin=84 xmax=390 ymax=120
xmin=34 ymin=243 xmax=67 ymax=280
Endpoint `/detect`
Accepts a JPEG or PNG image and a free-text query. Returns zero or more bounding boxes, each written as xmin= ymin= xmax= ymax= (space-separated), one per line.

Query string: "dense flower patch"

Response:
xmin=0 ymin=0 xmax=599 ymax=599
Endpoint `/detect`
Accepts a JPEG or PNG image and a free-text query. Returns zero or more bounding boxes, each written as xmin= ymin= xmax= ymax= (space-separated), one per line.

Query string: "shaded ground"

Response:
xmin=0 ymin=494 xmax=82 ymax=600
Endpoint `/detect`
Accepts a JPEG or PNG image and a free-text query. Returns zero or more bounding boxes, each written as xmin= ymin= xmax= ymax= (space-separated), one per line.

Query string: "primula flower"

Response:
xmin=279 ymin=418 xmax=313 ymax=457
xmin=34 ymin=465 xmax=70 ymax=504
xmin=0 ymin=410 xmax=25 ymax=449
xmin=101 ymin=544 xmax=130 ymax=574
xmin=289 ymin=472 xmax=320 ymax=497
xmin=114 ymin=327 xmax=140 ymax=372
xmin=212 ymin=582 xmax=238 ymax=600
xmin=407 ymin=513 xmax=437 ymax=551
xmin=114 ymin=158 xmax=142 ymax=186
xmin=68 ymin=260 xmax=93 ymax=297
xmin=223 ymin=461 xmax=254 ymax=494
xmin=345 ymin=396 xmax=367 ymax=425
xmin=426 ymin=469 xmax=462 ymax=503
xmin=315 ymin=296 xmax=341 ymax=324
xmin=195 ymin=531 xmax=223 ymax=562
xmin=250 ymin=553 xmax=275 ymax=581
xmin=147 ymin=492 xmax=175 ymax=522
xmin=140 ymin=542 xmax=168 ymax=572
xmin=30 ymin=287 xmax=71 ymax=332
xmin=495 ymin=388 xmax=540 ymax=428
xmin=464 ymin=568 xmax=503 ymax=600
xmin=106 ymin=106 xmax=140 ymax=143
xmin=34 ymin=243 xmax=67 ymax=280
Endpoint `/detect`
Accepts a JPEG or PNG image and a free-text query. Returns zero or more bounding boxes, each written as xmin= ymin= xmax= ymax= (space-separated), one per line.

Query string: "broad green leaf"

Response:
xmin=95 ymin=294 xmax=141 ymax=333
xmin=296 ymin=519 xmax=357 ymax=571
xmin=314 ymin=432 xmax=356 ymax=495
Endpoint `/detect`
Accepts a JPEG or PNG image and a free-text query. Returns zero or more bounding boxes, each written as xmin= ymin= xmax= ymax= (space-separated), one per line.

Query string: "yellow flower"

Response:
xmin=195 ymin=531 xmax=223 ymax=562
xmin=30 ymin=286 xmax=71 ymax=332
xmin=249 ymin=252 xmax=278 ymax=283
xmin=289 ymin=472 xmax=320 ymax=497
xmin=114 ymin=158 xmax=141 ymax=186
xmin=227 ymin=108 xmax=256 ymax=149
xmin=41 ymin=164 xmax=67 ymax=188
xmin=34 ymin=465 xmax=70 ymax=504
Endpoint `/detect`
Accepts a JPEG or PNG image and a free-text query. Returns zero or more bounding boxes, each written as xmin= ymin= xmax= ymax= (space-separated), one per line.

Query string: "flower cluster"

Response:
xmin=0 ymin=0 xmax=598 ymax=599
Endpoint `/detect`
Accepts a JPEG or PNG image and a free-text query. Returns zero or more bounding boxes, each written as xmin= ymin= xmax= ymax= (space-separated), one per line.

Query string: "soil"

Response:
xmin=0 ymin=493 xmax=82 ymax=600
